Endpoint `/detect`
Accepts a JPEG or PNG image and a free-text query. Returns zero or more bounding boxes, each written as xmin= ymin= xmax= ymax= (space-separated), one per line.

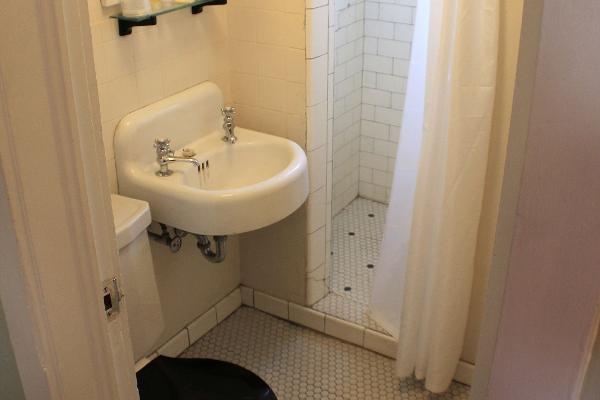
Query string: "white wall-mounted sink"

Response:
xmin=115 ymin=82 xmax=308 ymax=235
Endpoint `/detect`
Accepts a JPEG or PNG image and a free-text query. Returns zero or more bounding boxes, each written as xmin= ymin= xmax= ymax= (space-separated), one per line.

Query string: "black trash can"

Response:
xmin=137 ymin=356 xmax=278 ymax=400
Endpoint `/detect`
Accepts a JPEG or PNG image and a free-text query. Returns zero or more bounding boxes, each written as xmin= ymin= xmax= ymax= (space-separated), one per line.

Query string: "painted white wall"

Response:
xmin=240 ymin=207 xmax=308 ymax=305
xmin=150 ymin=232 xmax=241 ymax=347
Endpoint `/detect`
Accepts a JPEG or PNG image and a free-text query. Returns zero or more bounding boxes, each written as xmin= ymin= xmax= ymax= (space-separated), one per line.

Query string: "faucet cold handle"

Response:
xmin=221 ymin=106 xmax=236 ymax=116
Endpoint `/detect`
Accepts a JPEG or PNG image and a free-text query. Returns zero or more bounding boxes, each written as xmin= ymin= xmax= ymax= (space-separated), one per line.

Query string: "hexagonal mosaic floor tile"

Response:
xmin=314 ymin=197 xmax=390 ymax=333
xmin=182 ymin=307 xmax=470 ymax=400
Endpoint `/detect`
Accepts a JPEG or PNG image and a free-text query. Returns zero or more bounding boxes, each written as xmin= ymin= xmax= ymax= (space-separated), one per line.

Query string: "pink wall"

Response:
xmin=487 ymin=1 xmax=600 ymax=399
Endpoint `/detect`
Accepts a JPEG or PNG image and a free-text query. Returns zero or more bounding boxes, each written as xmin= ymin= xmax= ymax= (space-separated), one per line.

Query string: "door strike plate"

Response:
xmin=103 ymin=277 xmax=123 ymax=319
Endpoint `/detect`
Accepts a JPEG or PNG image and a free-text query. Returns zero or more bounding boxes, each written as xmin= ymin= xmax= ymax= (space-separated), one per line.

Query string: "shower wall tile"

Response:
xmin=307 ymin=187 xmax=328 ymax=233
xmin=307 ymin=0 xmax=329 ymax=8
xmin=307 ymin=55 xmax=329 ymax=106
xmin=329 ymin=0 xmax=417 ymax=210
xmin=307 ymin=5 xmax=330 ymax=58
xmin=308 ymin=145 xmax=328 ymax=192
xmin=307 ymin=227 xmax=327 ymax=271
xmin=307 ymin=102 xmax=329 ymax=151
xmin=365 ymin=20 xmax=394 ymax=39
xmin=378 ymin=3 xmax=413 ymax=23
xmin=331 ymin=0 xmax=364 ymax=215
xmin=359 ymin=0 xmax=416 ymax=204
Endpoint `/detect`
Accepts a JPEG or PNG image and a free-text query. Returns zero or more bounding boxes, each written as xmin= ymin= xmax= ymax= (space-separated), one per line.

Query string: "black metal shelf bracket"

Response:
xmin=114 ymin=0 xmax=227 ymax=36
xmin=191 ymin=0 xmax=227 ymax=14
xmin=118 ymin=16 xmax=157 ymax=36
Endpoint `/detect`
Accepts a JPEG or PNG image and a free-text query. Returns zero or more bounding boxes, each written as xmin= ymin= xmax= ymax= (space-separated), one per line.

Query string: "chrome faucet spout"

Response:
xmin=157 ymin=156 xmax=201 ymax=176
xmin=154 ymin=138 xmax=202 ymax=176
xmin=164 ymin=156 xmax=201 ymax=168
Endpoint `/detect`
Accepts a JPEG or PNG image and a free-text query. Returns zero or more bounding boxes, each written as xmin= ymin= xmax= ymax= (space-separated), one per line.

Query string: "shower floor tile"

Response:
xmin=314 ymin=198 xmax=389 ymax=333
xmin=182 ymin=307 xmax=470 ymax=400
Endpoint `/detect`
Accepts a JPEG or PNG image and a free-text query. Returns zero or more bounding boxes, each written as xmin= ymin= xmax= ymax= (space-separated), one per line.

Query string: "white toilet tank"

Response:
xmin=111 ymin=194 xmax=164 ymax=362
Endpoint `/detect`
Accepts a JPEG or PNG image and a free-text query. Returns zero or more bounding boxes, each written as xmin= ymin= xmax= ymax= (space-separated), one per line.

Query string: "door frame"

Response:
xmin=2 ymin=0 xmax=598 ymax=399
xmin=469 ymin=0 xmax=544 ymax=397
xmin=471 ymin=0 xmax=600 ymax=398
xmin=0 ymin=0 xmax=138 ymax=399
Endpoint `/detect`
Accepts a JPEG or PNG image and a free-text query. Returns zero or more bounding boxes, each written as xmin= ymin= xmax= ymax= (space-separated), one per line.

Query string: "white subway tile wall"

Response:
xmin=331 ymin=0 xmax=364 ymax=215
xmin=360 ymin=0 xmax=414 ymax=203
xmin=330 ymin=0 xmax=415 ymax=210
xmin=227 ymin=0 xmax=307 ymax=150
xmin=88 ymin=1 xmax=232 ymax=193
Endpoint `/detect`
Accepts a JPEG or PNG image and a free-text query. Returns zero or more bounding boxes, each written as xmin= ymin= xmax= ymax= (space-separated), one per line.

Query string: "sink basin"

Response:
xmin=115 ymin=82 xmax=308 ymax=235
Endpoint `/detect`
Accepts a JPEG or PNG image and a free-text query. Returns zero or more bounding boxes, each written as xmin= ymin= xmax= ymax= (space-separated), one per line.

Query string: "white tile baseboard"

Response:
xmin=216 ymin=288 xmax=242 ymax=323
xmin=325 ymin=315 xmax=365 ymax=346
xmin=157 ymin=329 xmax=189 ymax=358
xmin=454 ymin=360 xmax=475 ymax=386
xmin=148 ymin=288 xmax=242 ymax=362
xmin=147 ymin=285 xmax=474 ymax=386
xmin=254 ymin=291 xmax=289 ymax=319
xmin=239 ymin=286 xmax=474 ymax=386
xmin=289 ymin=303 xmax=325 ymax=332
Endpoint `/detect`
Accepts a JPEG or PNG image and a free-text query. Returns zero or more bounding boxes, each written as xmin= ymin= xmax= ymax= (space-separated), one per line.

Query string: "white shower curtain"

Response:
xmin=371 ymin=0 xmax=499 ymax=393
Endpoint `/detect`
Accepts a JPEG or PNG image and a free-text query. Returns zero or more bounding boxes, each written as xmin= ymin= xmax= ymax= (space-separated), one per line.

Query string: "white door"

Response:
xmin=0 ymin=0 xmax=139 ymax=399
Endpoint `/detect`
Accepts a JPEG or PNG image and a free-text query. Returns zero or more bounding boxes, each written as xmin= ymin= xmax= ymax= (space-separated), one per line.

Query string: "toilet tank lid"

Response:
xmin=111 ymin=194 xmax=152 ymax=250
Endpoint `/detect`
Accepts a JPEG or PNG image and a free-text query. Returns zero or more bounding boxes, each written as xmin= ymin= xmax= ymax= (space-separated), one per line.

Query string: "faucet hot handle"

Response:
xmin=221 ymin=106 xmax=236 ymax=116
xmin=154 ymin=138 xmax=172 ymax=156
